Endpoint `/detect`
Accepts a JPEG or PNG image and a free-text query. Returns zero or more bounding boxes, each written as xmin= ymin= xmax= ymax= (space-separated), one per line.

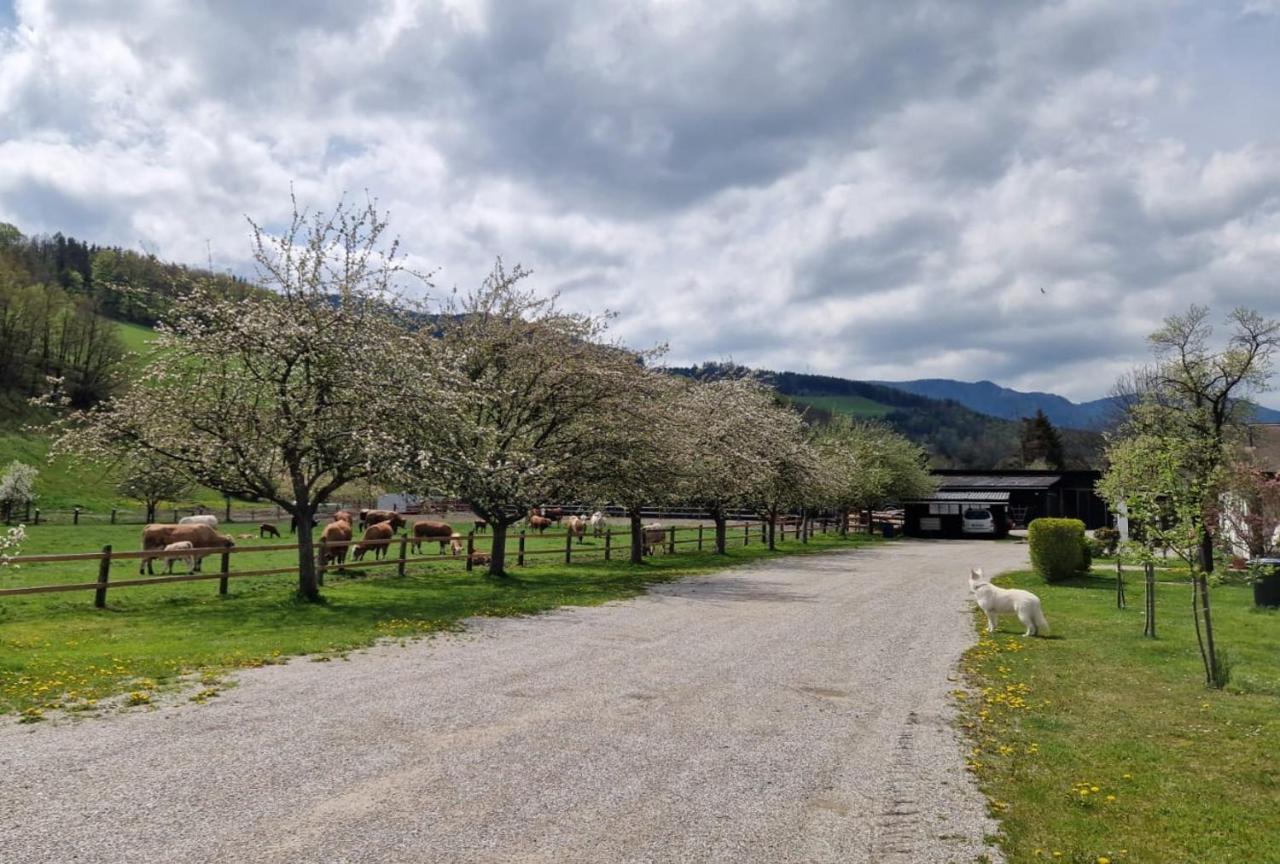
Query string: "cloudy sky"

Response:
xmin=2 ymin=0 xmax=1280 ymax=403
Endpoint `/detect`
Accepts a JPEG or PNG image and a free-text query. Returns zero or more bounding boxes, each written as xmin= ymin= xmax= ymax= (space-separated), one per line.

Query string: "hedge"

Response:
xmin=1028 ymin=517 xmax=1087 ymax=583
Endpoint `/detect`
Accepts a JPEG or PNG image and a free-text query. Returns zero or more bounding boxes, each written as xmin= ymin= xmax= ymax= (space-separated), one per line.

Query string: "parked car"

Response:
xmin=962 ymin=508 xmax=996 ymax=535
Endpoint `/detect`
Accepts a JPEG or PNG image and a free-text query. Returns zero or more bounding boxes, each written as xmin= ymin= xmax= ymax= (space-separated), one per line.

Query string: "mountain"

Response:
xmin=673 ymin=364 xmax=1104 ymax=469
xmin=875 ymin=378 xmax=1280 ymax=429
xmin=872 ymin=379 xmax=1118 ymax=429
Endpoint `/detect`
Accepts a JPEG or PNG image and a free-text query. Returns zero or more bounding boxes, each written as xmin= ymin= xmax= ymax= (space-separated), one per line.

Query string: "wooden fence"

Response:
xmin=0 ymin=515 xmax=842 ymax=608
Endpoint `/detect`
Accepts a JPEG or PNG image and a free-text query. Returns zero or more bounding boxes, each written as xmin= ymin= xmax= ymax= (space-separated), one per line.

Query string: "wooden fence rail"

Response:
xmin=0 ymin=518 xmax=838 ymax=606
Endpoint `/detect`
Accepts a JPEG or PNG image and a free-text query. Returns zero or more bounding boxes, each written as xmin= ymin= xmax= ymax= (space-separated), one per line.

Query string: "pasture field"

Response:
xmin=960 ymin=568 xmax=1279 ymax=863
xmin=788 ymin=393 xmax=894 ymax=418
xmin=0 ymin=518 xmax=873 ymax=719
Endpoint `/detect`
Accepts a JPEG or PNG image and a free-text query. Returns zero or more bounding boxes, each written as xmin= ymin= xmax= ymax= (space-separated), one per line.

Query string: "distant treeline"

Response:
xmin=0 ymin=223 xmax=251 ymax=414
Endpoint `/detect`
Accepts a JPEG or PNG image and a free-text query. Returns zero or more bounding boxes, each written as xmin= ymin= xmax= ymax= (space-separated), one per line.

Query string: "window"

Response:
xmin=928 ymin=503 xmax=960 ymax=515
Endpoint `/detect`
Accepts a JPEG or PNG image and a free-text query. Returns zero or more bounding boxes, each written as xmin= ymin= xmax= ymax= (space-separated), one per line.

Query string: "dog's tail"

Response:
xmin=1033 ymin=603 xmax=1050 ymax=637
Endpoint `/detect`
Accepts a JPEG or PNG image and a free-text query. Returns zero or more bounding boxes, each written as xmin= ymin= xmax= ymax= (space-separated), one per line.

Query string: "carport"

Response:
xmin=902 ymin=490 xmax=1011 ymax=539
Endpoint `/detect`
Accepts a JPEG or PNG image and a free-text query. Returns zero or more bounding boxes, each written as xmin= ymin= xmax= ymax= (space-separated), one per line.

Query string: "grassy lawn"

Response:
xmin=0 ymin=520 xmax=873 ymax=720
xmin=960 ymin=567 xmax=1279 ymax=863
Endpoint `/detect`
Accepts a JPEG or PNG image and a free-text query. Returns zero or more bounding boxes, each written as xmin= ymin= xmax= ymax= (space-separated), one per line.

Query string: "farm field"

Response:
xmin=960 ymin=567 xmax=1280 ymax=863
xmin=0 ymin=518 xmax=872 ymax=719
xmin=788 ymin=393 xmax=894 ymax=418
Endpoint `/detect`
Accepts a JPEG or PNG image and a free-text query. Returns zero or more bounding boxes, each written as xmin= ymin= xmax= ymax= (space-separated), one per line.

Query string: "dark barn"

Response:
xmin=903 ymin=470 xmax=1107 ymax=539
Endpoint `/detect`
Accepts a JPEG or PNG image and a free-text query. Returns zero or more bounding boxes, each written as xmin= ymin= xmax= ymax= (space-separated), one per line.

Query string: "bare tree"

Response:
xmin=53 ymin=199 xmax=437 ymax=600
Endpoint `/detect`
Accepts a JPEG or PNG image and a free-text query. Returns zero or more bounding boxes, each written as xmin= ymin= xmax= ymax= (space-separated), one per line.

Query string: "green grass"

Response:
xmin=0 ymin=427 xmax=126 ymax=512
xmin=960 ymin=568 xmax=1280 ymax=863
xmin=0 ymin=427 xmax=258 ymax=513
xmin=114 ymin=319 xmax=158 ymax=355
xmin=789 ymin=394 xmax=893 ymax=418
xmin=0 ymin=520 xmax=872 ymax=719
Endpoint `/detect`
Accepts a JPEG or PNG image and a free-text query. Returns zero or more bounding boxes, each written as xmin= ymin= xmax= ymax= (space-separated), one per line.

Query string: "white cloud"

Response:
xmin=1 ymin=0 xmax=1279 ymax=404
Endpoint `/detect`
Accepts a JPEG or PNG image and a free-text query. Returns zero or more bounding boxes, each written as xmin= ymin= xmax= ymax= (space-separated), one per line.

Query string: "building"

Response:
xmin=903 ymin=469 xmax=1107 ymax=539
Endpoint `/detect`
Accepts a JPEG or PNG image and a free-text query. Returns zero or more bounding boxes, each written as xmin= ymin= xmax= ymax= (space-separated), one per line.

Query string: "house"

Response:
xmin=903 ymin=469 xmax=1108 ymax=538
xmin=1219 ymin=424 xmax=1280 ymax=558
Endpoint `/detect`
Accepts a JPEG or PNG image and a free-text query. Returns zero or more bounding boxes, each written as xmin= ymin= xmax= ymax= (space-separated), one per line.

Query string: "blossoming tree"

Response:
xmin=53 ymin=200 xmax=439 ymax=600
xmin=0 ymin=460 xmax=38 ymax=524
xmin=406 ymin=262 xmax=654 ymax=577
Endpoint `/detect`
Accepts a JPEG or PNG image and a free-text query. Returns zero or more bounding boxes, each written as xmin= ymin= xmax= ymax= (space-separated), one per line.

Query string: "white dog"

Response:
xmin=969 ymin=568 xmax=1049 ymax=637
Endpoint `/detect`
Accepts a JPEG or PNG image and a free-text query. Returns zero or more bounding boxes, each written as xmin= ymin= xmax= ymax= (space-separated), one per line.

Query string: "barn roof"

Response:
xmin=906 ymin=491 xmax=1011 ymax=503
xmin=935 ymin=474 xmax=1061 ymax=490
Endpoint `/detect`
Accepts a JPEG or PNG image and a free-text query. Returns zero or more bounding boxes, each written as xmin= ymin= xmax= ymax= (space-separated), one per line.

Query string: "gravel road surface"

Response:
xmin=1 ymin=539 xmax=1028 ymax=863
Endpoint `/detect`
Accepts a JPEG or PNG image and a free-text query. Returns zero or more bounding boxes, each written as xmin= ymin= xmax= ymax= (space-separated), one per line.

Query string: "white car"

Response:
xmin=962 ymin=508 xmax=996 ymax=535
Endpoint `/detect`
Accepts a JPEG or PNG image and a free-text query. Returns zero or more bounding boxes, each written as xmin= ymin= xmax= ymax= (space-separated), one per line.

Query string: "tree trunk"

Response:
xmin=838 ymin=507 xmax=849 ymax=538
xmin=767 ymin=506 xmax=777 ymax=550
xmin=146 ymin=501 xmax=157 ymax=523
xmin=629 ymin=509 xmax=643 ymax=564
xmin=713 ymin=508 xmax=727 ymax=555
xmin=294 ymin=502 xmax=320 ymax=601
xmin=1195 ymin=572 xmax=1224 ymax=688
xmin=488 ymin=521 xmax=510 ymax=577
xmin=1198 ymin=526 xmax=1215 ymax=574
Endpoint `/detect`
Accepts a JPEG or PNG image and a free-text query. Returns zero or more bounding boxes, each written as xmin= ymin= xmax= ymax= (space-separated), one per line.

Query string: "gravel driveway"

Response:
xmin=1 ymin=539 xmax=1028 ymax=863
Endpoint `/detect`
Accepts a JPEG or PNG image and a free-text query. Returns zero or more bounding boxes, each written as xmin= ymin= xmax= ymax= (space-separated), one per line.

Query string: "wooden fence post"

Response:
xmin=110 ymin=508 xmax=116 ymax=524
xmin=604 ymin=529 xmax=612 ymax=561
xmin=760 ymin=520 xmax=766 ymax=543
xmin=466 ymin=532 xmax=475 ymax=572
xmin=565 ymin=530 xmax=572 ymax=564
xmin=697 ymin=524 xmax=703 ymax=551
xmin=23 ymin=501 xmax=30 ymax=522
xmin=668 ymin=525 xmax=676 ymax=555
xmin=73 ymin=507 xmax=80 ymax=525
xmin=317 ymin=539 xmax=327 ymax=587
xmin=33 ymin=507 xmax=39 ymax=525
xmin=744 ymin=522 xmax=750 ymax=546
xmin=398 ymin=536 xmax=408 ymax=577
xmin=518 ymin=531 xmax=526 ymax=567
xmin=218 ymin=551 xmax=230 ymax=596
xmin=225 ymin=497 xmax=232 ymax=523
xmin=94 ymin=545 xmax=111 ymax=609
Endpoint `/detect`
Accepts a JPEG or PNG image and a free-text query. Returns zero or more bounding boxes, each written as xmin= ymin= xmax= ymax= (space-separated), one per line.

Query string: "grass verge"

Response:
xmin=959 ymin=568 xmax=1279 ymax=863
xmin=1 ymin=525 xmax=875 ymax=720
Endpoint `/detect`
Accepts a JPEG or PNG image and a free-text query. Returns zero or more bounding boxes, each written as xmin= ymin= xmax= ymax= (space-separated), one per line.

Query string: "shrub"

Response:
xmin=1028 ymin=518 xmax=1086 ymax=582
xmin=1080 ymin=538 xmax=1093 ymax=571
xmin=1093 ymin=526 xmax=1120 ymax=556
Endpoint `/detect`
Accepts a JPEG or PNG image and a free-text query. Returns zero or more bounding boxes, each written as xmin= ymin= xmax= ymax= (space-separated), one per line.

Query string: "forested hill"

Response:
xmin=0 ymin=223 xmax=250 ymax=414
xmin=672 ymin=363 xmax=1103 ymax=470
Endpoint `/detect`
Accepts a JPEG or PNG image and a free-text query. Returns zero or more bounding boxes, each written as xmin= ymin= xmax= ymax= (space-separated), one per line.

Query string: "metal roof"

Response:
xmin=935 ymin=474 xmax=1061 ymax=490
xmin=906 ymin=491 xmax=1011 ymax=503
